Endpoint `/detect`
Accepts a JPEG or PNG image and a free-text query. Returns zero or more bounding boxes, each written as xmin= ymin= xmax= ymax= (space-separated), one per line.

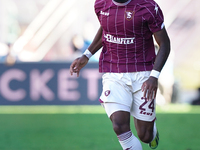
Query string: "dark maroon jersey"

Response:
xmin=95 ymin=0 xmax=164 ymax=73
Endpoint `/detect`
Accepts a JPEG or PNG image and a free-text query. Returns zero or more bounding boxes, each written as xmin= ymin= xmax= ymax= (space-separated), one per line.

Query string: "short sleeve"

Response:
xmin=146 ymin=3 xmax=164 ymax=33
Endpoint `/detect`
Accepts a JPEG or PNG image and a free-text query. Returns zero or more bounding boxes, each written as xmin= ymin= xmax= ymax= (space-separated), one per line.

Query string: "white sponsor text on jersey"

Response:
xmin=104 ymin=34 xmax=135 ymax=44
xmin=100 ymin=11 xmax=109 ymax=16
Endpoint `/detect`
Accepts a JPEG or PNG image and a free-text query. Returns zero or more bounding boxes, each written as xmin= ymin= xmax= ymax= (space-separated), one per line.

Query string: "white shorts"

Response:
xmin=99 ymin=72 xmax=156 ymax=122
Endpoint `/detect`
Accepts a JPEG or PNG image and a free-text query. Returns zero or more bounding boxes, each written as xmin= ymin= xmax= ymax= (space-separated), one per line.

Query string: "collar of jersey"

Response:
xmin=112 ymin=0 xmax=131 ymax=6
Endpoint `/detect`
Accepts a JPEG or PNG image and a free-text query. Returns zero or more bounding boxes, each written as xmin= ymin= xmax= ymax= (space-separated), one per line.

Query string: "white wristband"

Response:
xmin=83 ymin=49 xmax=93 ymax=59
xmin=150 ymin=70 xmax=160 ymax=79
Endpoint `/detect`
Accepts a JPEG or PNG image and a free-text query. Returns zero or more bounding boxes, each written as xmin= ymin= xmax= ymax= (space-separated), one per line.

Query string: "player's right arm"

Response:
xmin=70 ymin=26 xmax=103 ymax=77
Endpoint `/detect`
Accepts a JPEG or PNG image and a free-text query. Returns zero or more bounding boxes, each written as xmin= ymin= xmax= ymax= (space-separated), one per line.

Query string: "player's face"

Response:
xmin=113 ymin=0 xmax=130 ymax=3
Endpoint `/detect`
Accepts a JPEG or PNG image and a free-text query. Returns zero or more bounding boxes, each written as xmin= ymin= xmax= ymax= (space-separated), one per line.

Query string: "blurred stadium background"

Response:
xmin=0 ymin=0 xmax=200 ymax=149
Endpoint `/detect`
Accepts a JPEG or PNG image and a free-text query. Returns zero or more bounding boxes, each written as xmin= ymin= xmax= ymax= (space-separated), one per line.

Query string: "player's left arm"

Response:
xmin=142 ymin=27 xmax=170 ymax=101
xmin=152 ymin=27 xmax=171 ymax=72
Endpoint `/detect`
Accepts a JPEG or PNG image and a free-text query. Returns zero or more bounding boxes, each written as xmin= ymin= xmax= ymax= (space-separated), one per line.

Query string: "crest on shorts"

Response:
xmin=105 ymin=90 xmax=110 ymax=96
xmin=124 ymin=10 xmax=135 ymax=21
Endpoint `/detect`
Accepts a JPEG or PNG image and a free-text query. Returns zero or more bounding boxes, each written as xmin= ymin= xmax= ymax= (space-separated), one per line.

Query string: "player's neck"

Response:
xmin=112 ymin=0 xmax=131 ymax=6
xmin=113 ymin=0 xmax=130 ymax=3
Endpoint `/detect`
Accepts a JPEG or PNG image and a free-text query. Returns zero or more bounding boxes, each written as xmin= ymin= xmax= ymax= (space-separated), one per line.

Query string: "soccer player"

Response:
xmin=70 ymin=0 xmax=170 ymax=149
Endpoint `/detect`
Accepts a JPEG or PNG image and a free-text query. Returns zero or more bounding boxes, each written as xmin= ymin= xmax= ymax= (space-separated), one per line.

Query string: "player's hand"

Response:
xmin=141 ymin=76 xmax=158 ymax=101
xmin=70 ymin=55 xmax=89 ymax=77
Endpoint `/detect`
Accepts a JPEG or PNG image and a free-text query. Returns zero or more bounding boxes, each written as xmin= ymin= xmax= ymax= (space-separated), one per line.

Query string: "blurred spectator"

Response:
xmin=191 ymin=87 xmax=200 ymax=105
xmin=0 ymin=43 xmax=9 ymax=62
xmin=72 ymin=34 xmax=85 ymax=53
xmin=67 ymin=34 xmax=100 ymax=62
xmin=0 ymin=43 xmax=16 ymax=65
xmin=5 ymin=43 xmax=16 ymax=66
xmin=66 ymin=34 xmax=84 ymax=61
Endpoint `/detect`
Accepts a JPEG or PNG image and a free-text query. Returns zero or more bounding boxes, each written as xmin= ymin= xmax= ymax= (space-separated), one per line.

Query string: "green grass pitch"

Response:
xmin=0 ymin=104 xmax=199 ymax=150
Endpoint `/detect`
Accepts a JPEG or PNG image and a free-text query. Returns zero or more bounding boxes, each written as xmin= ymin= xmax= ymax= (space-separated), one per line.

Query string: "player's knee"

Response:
xmin=137 ymin=131 xmax=153 ymax=143
xmin=110 ymin=111 xmax=130 ymax=135
xmin=112 ymin=123 xmax=130 ymax=135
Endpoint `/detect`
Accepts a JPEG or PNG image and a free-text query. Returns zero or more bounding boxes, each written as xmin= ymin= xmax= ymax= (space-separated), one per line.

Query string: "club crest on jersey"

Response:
xmin=125 ymin=11 xmax=135 ymax=21
xmin=105 ymin=90 xmax=110 ymax=96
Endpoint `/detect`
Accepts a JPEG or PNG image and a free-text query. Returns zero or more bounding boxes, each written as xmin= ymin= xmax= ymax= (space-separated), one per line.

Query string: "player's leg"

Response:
xmin=110 ymin=110 xmax=130 ymax=135
xmin=131 ymin=89 xmax=159 ymax=149
xmin=149 ymin=123 xmax=159 ymax=149
xmin=100 ymin=73 xmax=142 ymax=149
xmin=103 ymin=103 xmax=143 ymax=150
xmin=134 ymin=118 xmax=159 ymax=149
